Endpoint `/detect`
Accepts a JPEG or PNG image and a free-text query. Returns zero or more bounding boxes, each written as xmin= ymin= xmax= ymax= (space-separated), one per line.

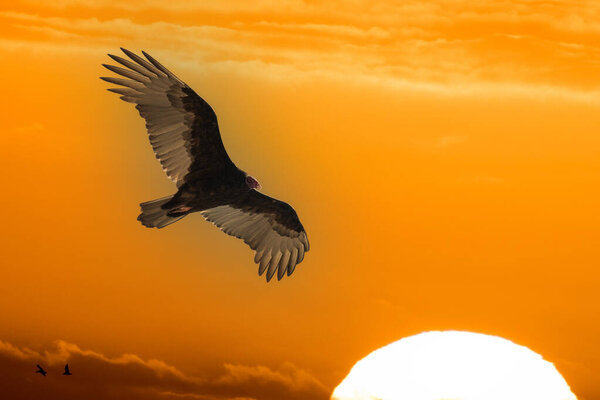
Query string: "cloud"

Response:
xmin=0 ymin=340 xmax=41 ymax=360
xmin=3 ymin=1 xmax=600 ymax=103
xmin=218 ymin=362 xmax=329 ymax=393
xmin=14 ymin=0 xmax=310 ymax=13
xmin=0 ymin=339 xmax=329 ymax=400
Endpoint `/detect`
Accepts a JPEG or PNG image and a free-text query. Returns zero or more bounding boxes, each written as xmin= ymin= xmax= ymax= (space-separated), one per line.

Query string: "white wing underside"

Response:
xmin=103 ymin=50 xmax=194 ymax=186
xmin=201 ymin=205 xmax=310 ymax=282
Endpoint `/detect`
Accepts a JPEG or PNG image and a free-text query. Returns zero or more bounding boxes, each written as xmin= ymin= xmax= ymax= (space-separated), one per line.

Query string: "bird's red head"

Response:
xmin=246 ymin=175 xmax=261 ymax=190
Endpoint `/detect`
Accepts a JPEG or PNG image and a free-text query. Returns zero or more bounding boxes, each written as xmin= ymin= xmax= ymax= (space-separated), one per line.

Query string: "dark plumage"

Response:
xmin=101 ymin=48 xmax=309 ymax=282
xmin=35 ymin=364 xmax=46 ymax=376
xmin=63 ymin=364 xmax=72 ymax=375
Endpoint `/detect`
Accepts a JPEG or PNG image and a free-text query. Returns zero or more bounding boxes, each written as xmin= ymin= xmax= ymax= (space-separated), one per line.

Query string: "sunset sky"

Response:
xmin=1 ymin=1 xmax=600 ymax=399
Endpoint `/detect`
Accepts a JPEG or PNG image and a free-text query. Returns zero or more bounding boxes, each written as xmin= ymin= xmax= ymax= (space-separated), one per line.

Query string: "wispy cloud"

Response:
xmin=0 ymin=339 xmax=329 ymax=400
xmin=2 ymin=2 xmax=600 ymax=102
xmin=217 ymin=362 xmax=329 ymax=393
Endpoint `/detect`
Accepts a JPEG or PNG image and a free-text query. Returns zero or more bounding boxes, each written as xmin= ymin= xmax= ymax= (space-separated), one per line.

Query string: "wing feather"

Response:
xmin=102 ymin=64 xmax=149 ymax=83
xmin=268 ymin=248 xmax=283 ymax=282
xmin=288 ymin=247 xmax=299 ymax=276
xmin=108 ymin=54 xmax=156 ymax=78
xmin=278 ymin=247 xmax=291 ymax=281
xmin=102 ymin=48 xmax=235 ymax=186
xmin=201 ymin=191 xmax=309 ymax=282
xmin=120 ymin=47 xmax=165 ymax=77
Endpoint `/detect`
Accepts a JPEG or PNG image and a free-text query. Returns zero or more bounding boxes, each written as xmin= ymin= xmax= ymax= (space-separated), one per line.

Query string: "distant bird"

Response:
xmin=101 ymin=48 xmax=309 ymax=282
xmin=63 ymin=364 xmax=72 ymax=376
xmin=35 ymin=364 xmax=46 ymax=376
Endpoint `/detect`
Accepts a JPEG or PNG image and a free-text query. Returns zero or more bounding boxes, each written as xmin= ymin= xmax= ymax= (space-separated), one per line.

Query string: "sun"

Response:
xmin=331 ymin=331 xmax=576 ymax=400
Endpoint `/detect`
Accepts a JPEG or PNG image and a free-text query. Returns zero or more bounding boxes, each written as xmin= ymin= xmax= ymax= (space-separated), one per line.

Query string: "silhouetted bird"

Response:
xmin=101 ymin=48 xmax=309 ymax=282
xmin=63 ymin=364 xmax=72 ymax=376
xmin=35 ymin=365 xmax=46 ymax=376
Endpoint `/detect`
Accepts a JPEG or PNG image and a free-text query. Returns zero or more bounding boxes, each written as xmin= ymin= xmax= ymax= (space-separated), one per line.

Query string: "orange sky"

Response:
xmin=1 ymin=1 xmax=600 ymax=399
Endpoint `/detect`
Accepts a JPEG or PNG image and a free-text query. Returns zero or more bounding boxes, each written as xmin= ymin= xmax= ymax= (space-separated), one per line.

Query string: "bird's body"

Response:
xmin=63 ymin=364 xmax=72 ymax=375
xmin=167 ymin=166 xmax=248 ymax=213
xmin=35 ymin=365 xmax=46 ymax=376
xmin=102 ymin=48 xmax=309 ymax=281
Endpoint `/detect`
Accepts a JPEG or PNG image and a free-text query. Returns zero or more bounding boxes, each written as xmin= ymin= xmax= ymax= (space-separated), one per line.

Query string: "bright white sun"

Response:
xmin=332 ymin=331 xmax=576 ymax=400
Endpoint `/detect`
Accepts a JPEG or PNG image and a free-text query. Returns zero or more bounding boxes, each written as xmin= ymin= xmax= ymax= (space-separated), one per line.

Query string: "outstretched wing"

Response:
xmin=201 ymin=190 xmax=310 ymax=282
xmin=101 ymin=48 xmax=235 ymax=186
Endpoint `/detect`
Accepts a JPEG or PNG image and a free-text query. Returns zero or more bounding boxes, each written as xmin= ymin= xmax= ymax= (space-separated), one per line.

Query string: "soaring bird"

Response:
xmin=63 ymin=364 xmax=72 ymax=376
xmin=35 ymin=365 xmax=47 ymax=376
xmin=101 ymin=48 xmax=309 ymax=282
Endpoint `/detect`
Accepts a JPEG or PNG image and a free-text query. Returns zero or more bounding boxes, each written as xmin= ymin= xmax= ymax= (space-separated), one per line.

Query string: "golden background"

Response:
xmin=1 ymin=1 xmax=599 ymax=399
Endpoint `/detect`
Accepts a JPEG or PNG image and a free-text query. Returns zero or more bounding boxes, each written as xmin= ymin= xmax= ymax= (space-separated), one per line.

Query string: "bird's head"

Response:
xmin=245 ymin=175 xmax=262 ymax=191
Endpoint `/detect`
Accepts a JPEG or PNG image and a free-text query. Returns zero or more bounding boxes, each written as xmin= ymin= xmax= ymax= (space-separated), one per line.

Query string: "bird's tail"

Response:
xmin=138 ymin=195 xmax=187 ymax=229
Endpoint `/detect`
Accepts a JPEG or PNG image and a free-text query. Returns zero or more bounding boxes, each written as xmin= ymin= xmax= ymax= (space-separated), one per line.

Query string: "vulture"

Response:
xmin=101 ymin=48 xmax=309 ymax=282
